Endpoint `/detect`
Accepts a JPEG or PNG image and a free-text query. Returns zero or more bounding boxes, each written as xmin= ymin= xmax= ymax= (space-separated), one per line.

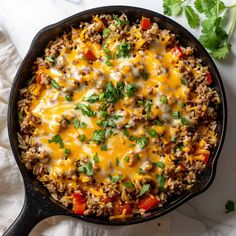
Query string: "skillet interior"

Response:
xmin=7 ymin=5 xmax=227 ymax=227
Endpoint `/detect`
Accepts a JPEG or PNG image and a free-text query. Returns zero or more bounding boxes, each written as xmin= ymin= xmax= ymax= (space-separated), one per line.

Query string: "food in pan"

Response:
xmin=17 ymin=14 xmax=220 ymax=220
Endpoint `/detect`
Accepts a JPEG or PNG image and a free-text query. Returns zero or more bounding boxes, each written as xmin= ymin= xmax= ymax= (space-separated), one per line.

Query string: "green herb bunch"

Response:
xmin=163 ymin=0 xmax=236 ymax=59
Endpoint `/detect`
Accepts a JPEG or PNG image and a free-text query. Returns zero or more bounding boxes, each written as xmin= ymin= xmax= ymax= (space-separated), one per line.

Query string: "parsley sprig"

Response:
xmin=163 ymin=0 xmax=236 ymax=59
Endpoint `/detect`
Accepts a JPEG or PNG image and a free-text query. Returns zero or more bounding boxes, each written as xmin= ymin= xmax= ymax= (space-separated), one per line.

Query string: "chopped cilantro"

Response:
xmin=157 ymin=175 xmax=165 ymax=191
xmin=65 ymin=95 xmax=72 ymax=101
xmin=115 ymin=158 xmax=119 ymax=166
xmin=45 ymin=56 xmax=54 ymax=62
xmin=136 ymin=136 xmax=148 ymax=149
xmin=160 ymin=95 xmax=168 ymax=104
xmin=181 ymin=78 xmax=187 ymax=85
xmin=18 ymin=111 xmax=24 ymax=121
xmin=125 ymin=83 xmax=137 ymax=97
xmin=109 ymin=173 xmax=122 ymax=183
xmin=113 ymin=14 xmax=129 ymax=25
xmin=50 ymin=79 xmax=61 ymax=90
xmin=139 ymin=184 xmax=150 ymax=196
xmin=64 ymin=148 xmax=71 ymax=158
xmin=93 ymin=152 xmax=99 ymax=163
xmin=141 ymin=71 xmax=149 ymax=81
xmin=79 ymin=161 xmax=94 ymax=176
xmin=79 ymin=134 xmax=86 ymax=142
xmin=101 ymin=143 xmax=108 ymax=151
xmin=138 ymin=168 xmax=144 ymax=175
xmin=124 ymin=155 xmax=130 ymax=162
xmin=73 ymin=119 xmax=87 ymax=129
xmin=116 ymin=40 xmax=131 ymax=58
xmin=83 ymin=94 xmax=99 ymax=103
xmin=75 ymin=104 xmax=96 ymax=117
xmin=154 ymin=162 xmax=165 ymax=169
xmin=181 ymin=117 xmax=189 ymax=125
xmin=172 ymin=111 xmax=180 ymax=119
xmin=124 ymin=181 xmax=134 ymax=188
xmin=149 ymin=129 xmax=157 ymax=138
xmin=48 ymin=134 xmax=64 ymax=148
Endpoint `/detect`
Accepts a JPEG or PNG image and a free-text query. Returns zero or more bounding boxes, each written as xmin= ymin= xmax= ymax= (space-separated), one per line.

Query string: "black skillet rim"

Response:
xmin=7 ymin=5 xmax=227 ymax=225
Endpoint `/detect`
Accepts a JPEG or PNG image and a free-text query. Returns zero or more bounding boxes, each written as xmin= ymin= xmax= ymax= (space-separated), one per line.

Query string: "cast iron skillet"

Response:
xmin=5 ymin=5 xmax=227 ymax=236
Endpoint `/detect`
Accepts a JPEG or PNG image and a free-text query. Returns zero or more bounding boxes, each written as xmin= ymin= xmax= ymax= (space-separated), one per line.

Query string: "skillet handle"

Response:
xmin=3 ymin=193 xmax=50 ymax=236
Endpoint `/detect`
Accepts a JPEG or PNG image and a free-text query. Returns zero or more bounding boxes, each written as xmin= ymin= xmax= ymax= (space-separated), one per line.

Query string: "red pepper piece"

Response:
xmin=137 ymin=194 xmax=159 ymax=211
xmin=83 ymin=49 xmax=97 ymax=62
xmin=173 ymin=46 xmax=184 ymax=59
xmin=206 ymin=73 xmax=212 ymax=85
xmin=72 ymin=193 xmax=86 ymax=215
xmin=141 ymin=17 xmax=151 ymax=30
xmin=203 ymin=153 xmax=210 ymax=164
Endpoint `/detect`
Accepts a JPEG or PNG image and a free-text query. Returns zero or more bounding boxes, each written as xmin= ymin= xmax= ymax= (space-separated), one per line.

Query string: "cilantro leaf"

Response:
xmin=113 ymin=15 xmax=129 ymax=25
xmin=184 ymin=5 xmax=200 ymax=29
xmin=109 ymin=173 xmax=122 ymax=183
xmin=163 ymin=0 xmax=184 ymax=16
xmin=79 ymin=161 xmax=94 ymax=176
xmin=139 ymin=184 xmax=150 ymax=196
xmin=116 ymin=40 xmax=131 ymax=58
xmin=83 ymin=93 xmax=99 ymax=103
xmin=211 ymin=43 xmax=231 ymax=59
xmin=225 ymin=200 xmax=235 ymax=213
xmin=136 ymin=136 xmax=148 ymax=149
xmin=48 ymin=134 xmax=64 ymax=148
xmin=75 ymin=104 xmax=96 ymax=117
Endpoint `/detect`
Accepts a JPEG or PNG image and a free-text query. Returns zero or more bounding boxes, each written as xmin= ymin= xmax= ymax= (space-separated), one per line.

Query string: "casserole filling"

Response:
xmin=17 ymin=14 xmax=220 ymax=219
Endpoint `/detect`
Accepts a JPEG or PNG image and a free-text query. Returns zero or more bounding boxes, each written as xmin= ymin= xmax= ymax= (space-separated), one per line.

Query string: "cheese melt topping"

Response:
xmin=30 ymin=28 xmax=191 ymax=188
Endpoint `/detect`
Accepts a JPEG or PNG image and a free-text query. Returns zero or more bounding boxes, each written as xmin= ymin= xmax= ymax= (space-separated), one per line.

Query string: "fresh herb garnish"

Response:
xmin=79 ymin=161 xmax=94 ymax=176
xmin=83 ymin=94 xmax=99 ymax=103
xmin=90 ymin=129 xmax=106 ymax=144
xmin=93 ymin=152 xmax=99 ymax=163
xmin=125 ymin=83 xmax=137 ymax=97
xmin=79 ymin=134 xmax=86 ymax=142
xmin=139 ymin=184 xmax=150 ymax=196
xmin=157 ymin=175 xmax=165 ymax=191
xmin=149 ymin=129 xmax=157 ymax=138
xmin=115 ymin=158 xmax=119 ymax=166
xmin=113 ymin=15 xmax=129 ymax=26
xmin=116 ymin=40 xmax=131 ymax=58
xmin=163 ymin=0 xmax=236 ymax=59
xmin=124 ymin=155 xmax=130 ymax=162
xmin=138 ymin=168 xmax=144 ymax=175
xmin=75 ymin=104 xmax=96 ymax=117
xmin=109 ymin=173 xmax=122 ymax=183
xmin=153 ymin=119 xmax=164 ymax=126
xmin=179 ymin=101 xmax=186 ymax=108
xmin=73 ymin=119 xmax=87 ymax=129
xmin=181 ymin=79 xmax=187 ymax=85
xmin=136 ymin=136 xmax=148 ymax=149
xmin=65 ymin=95 xmax=72 ymax=101
xmin=48 ymin=134 xmax=64 ymax=148
xmin=172 ymin=111 xmax=180 ymax=119
xmin=64 ymin=148 xmax=71 ymax=158
xmin=181 ymin=117 xmax=189 ymax=125
xmin=124 ymin=181 xmax=134 ymax=188
xmin=18 ymin=111 xmax=24 ymax=121
xmin=45 ymin=56 xmax=54 ymax=63
xmin=225 ymin=200 xmax=235 ymax=213
xmin=51 ymin=79 xmax=61 ymax=90
xmin=145 ymin=99 xmax=152 ymax=117
xmin=104 ymin=82 xmax=124 ymax=104
xmin=160 ymin=95 xmax=168 ymax=104
xmin=103 ymin=28 xmax=113 ymax=38
xmin=154 ymin=161 xmax=165 ymax=169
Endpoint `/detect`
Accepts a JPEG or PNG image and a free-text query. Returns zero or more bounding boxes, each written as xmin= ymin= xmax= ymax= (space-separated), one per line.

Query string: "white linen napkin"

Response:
xmin=0 ymin=25 xmax=171 ymax=236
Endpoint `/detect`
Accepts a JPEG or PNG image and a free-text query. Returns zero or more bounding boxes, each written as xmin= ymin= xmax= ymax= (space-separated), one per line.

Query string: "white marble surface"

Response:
xmin=0 ymin=0 xmax=236 ymax=235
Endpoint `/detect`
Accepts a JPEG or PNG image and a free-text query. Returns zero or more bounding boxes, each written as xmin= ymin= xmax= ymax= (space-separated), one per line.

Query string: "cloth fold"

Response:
xmin=0 ymin=25 xmax=171 ymax=236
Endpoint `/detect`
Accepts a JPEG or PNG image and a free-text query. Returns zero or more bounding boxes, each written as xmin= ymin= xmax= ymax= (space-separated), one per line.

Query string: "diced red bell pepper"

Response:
xmin=137 ymin=194 xmax=159 ymax=211
xmin=141 ymin=17 xmax=151 ymax=30
xmin=173 ymin=46 xmax=184 ymax=59
xmin=83 ymin=49 xmax=97 ymax=62
xmin=114 ymin=202 xmax=132 ymax=215
xmin=72 ymin=193 xmax=86 ymax=215
xmin=203 ymin=153 xmax=210 ymax=164
xmin=206 ymin=73 xmax=212 ymax=85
